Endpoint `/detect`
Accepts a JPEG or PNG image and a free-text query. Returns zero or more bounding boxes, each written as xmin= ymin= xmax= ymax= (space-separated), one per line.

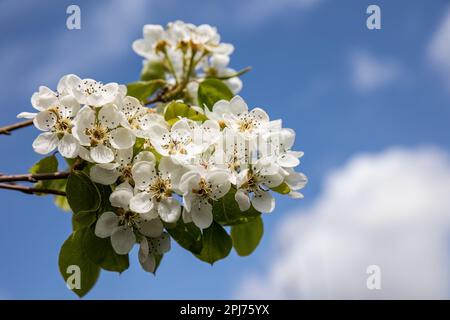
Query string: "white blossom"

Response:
xmin=179 ymin=168 xmax=231 ymax=229
xmin=72 ymin=104 xmax=135 ymax=164
xmin=129 ymin=157 xmax=184 ymax=223
xmin=235 ymin=158 xmax=284 ymax=213
xmin=94 ymin=181 xmax=165 ymax=255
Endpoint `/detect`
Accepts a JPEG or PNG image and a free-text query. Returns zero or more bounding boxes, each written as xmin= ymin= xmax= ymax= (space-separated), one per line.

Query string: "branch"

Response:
xmin=0 ymin=119 xmax=34 ymax=135
xmin=0 ymin=183 xmax=66 ymax=196
xmin=0 ymin=171 xmax=70 ymax=183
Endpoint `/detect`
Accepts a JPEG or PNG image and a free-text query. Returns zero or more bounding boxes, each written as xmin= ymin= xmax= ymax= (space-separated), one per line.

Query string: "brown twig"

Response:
xmin=0 ymin=119 xmax=34 ymax=135
xmin=145 ymin=87 xmax=169 ymax=106
xmin=0 ymin=171 xmax=70 ymax=183
xmin=0 ymin=183 xmax=66 ymax=196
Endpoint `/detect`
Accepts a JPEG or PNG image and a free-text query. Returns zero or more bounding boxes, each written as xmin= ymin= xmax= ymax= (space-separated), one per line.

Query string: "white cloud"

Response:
xmin=350 ymin=51 xmax=401 ymax=92
xmin=237 ymin=147 xmax=450 ymax=299
xmin=428 ymin=5 xmax=450 ymax=87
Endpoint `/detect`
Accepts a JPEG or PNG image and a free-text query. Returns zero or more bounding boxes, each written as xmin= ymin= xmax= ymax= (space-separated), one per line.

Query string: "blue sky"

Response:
xmin=0 ymin=0 xmax=450 ymax=299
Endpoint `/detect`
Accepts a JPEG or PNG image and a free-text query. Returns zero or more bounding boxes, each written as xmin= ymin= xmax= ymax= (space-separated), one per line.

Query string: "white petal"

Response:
xmin=139 ymin=252 xmax=156 ymax=273
xmin=78 ymin=146 xmax=93 ymax=162
xmin=34 ymin=110 xmax=57 ymax=131
xmin=277 ymin=153 xmax=300 ymax=168
xmin=129 ymin=192 xmax=153 ymax=214
xmin=208 ymin=171 xmax=231 ymax=200
xmin=250 ymin=107 xmax=269 ymax=123
xmin=119 ymin=96 xmax=142 ymax=118
xmin=132 ymin=161 xmax=157 ymax=190
xmin=90 ymin=165 xmax=120 ymax=185
xmin=58 ymin=134 xmax=80 ymax=158
xmin=31 ymin=86 xmax=58 ymax=110
xmin=90 ymin=145 xmax=115 ymax=163
xmin=251 ymin=191 xmax=275 ymax=213
xmin=95 ymin=212 xmax=119 ymax=238
xmin=109 ymin=182 xmax=134 ymax=209
xmin=111 ymin=226 xmax=136 ymax=255
xmin=182 ymin=207 xmax=193 ymax=223
xmin=261 ymin=173 xmax=284 ymax=188
xmin=133 ymin=151 xmax=155 ymax=163
xmin=148 ymin=232 xmax=171 ymax=254
xmin=235 ymin=189 xmax=251 ymax=211
xmin=230 ymin=95 xmax=248 ymax=115
xmin=191 ymin=199 xmax=213 ymax=229
xmin=109 ymin=127 xmax=135 ymax=149
xmin=58 ymin=95 xmax=80 ymax=118
xmin=158 ymin=198 xmax=181 ymax=223
xmin=211 ymin=100 xmax=231 ymax=117
xmin=138 ymin=218 xmax=163 ymax=237
xmin=17 ymin=112 xmax=37 ymax=119
xmin=285 ymin=171 xmax=308 ymax=190
xmin=32 ymin=132 xmax=58 ymax=154
xmin=98 ymin=104 xmax=122 ymax=129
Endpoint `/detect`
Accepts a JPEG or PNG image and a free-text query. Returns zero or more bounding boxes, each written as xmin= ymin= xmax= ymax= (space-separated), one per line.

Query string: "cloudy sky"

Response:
xmin=0 ymin=0 xmax=449 ymax=299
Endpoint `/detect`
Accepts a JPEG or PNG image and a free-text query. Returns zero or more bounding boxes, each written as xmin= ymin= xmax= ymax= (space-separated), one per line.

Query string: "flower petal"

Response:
xmin=95 ymin=212 xmax=119 ymax=238
xmin=158 ymin=198 xmax=181 ymax=223
xmin=17 ymin=112 xmax=37 ymax=119
xmin=111 ymin=226 xmax=136 ymax=255
xmin=110 ymin=127 xmax=135 ymax=149
xmin=129 ymin=192 xmax=153 ymax=214
xmin=191 ymin=198 xmax=213 ymax=229
xmin=138 ymin=218 xmax=163 ymax=238
xmin=277 ymin=153 xmax=300 ymax=168
xmin=230 ymin=95 xmax=248 ymax=115
xmin=98 ymin=104 xmax=122 ymax=129
xmin=132 ymin=161 xmax=157 ymax=190
xmin=90 ymin=165 xmax=120 ymax=185
xmin=235 ymin=189 xmax=251 ymax=211
xmin=58 ymin=134 xmax=80 ymax=158
xmin=109 ymin=181 xmax=134 ymax=209
xmin=251 ymin=191 xmax=275 ymax=213
xmin=90 ymin=145 xmax=115 ymax=163
xmin=34 ymin=110 xmax=57 ymax=131
xmin=32 ymin=132 xmax=58 ymax=154
xmin=208 ymin=171 xmax=231 ymax=200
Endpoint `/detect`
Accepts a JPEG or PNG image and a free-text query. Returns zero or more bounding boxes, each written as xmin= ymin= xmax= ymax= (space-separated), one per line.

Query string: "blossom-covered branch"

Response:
xmin=2 ymin=20 xmax=307 ymax=297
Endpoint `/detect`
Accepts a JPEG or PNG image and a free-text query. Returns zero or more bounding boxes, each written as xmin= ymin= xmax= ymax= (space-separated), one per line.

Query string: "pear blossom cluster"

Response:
xmin=18 ymin=22 xmax=307 ymax=276
xmin=133 ymin=20 xmax=243 ymax=98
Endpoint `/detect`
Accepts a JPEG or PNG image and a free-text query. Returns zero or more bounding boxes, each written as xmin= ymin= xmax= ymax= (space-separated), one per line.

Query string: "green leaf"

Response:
xmin=231 ymin=216 xmax=264 ymax=256
xmin=29 ymin=154 xmax=58 ymax=174
xmin=83 ymin=226 xmax=129 ymax=273
xmin=140 ymin=61 xmax=166 ymax=81
xmin=164 ymin=101 xmax=207 ymax=124
xmin=213 ymin=189 xmax=261 ymax=226
xmin=196 ymin=222 xmax=232 ymax=265
xmin=66 ymin=171 xmax=101 ymax=214
xmin=165 ymin=220 xmax=203 ymax=255
xmin=271 ymin=182 xmax=291 ymax=195
xmin=58 ymin=229 xmax=101 ymax=297
xmin=72 ymin=210 xmax=97 ymax=231
xmin=29 ymin=155 xmax=59 ymax=189
xmin=197 ymin=78 xmax=233 ymax=110
xmin=126 ymin=80 xmax=164 ymax=102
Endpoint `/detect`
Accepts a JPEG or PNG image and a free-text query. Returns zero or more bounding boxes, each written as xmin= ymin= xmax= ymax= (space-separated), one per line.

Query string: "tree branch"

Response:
xmin=0 ymin=119 xmax=34 ymax=135
xmin=0 ymin=183 xmax=66 ymax=196
xmin=0 ymin=171 xmax=70 ymax=183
